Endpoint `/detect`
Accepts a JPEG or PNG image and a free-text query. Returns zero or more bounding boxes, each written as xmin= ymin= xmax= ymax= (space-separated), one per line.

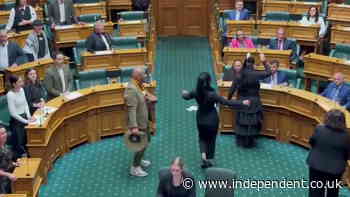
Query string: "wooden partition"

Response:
xmin=222 ymin=47 xmax=292 ymax=71
xmin=26 ymin=82 xmax=156 ymax=184
xmin=262 ymin=1 xmax=321 ymax=16
xmin=74 ymin=2 xmax=107 ymax=19
xmin=331 ymin=25 xmax=350 ymax=45
xmin=0 ymin=7 xmax=43 ymax=25
xmin=328 ymin=3 xmax=350 ymax=25
xmin=8 ymin=30 xmax=32 ymax=48
xmin=81 ymin=48 xmax=148 ymax=70
xmin=217 ymin=81 xmax=350 ymax=185
xmin=107 ymin=0 xmax=132 ymax=20
xmin=303 ymin=53 xmax=350 ymax=90
xmin=118 ymin=20 xmax=147 ymax=37
xmin=225 ymin=20 xmax=255 ymax=37
xmin=54 ymin=22 xmax=114 ymax=48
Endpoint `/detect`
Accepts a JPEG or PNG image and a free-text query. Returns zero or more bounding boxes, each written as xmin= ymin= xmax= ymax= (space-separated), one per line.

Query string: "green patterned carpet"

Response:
xmin=39 ymin=37 xmax=350 ymax=197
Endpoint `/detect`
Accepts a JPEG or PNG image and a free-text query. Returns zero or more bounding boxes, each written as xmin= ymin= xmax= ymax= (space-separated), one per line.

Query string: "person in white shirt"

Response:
xmin=43 ymin=53 xmax=73 ymax=100
xmin=6 ymin=0 xmax=37 ymax=32
xmin=7 ymin=75 xmax=35 ymax=158
xmin=299 ymin=6 xmax=326 ymax=38
xmin=86 ymin=22 xmax=113 ymax=52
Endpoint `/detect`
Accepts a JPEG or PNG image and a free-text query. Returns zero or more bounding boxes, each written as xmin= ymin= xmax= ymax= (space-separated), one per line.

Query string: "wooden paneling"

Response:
xmin=157 ymin=0 xmax=208 ymax=36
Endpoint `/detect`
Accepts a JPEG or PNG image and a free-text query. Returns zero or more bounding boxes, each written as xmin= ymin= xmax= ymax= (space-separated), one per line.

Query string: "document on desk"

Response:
xmin=54 ymin=25 xmax=74 ymax=30
xmin=260 ymin=83 xmax=273 ymax=89
xmin=94 ymin=50 xmax=114 ymax=55
xmin=64 ymin=92 xmax=83 ymax=100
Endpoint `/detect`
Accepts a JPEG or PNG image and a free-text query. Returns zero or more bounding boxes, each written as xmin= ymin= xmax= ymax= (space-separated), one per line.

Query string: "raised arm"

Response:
xmin=228 ymin=81 xmax=237 ymax=100
xmin=210 ymin=92 xmax=248 ymax=109
xmin=248 ymin=53 xmax=272 ymax=80
xmin=182 ymin=90 xmax=195 ymax=100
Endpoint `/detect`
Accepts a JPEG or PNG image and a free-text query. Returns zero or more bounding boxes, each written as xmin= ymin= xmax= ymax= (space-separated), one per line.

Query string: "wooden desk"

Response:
xmin=81 ymin=48 xmax=148 ymax=70
xmin=54 ymin=22 xmax=114 ymax=48
xmin=26 ymin=82 xmax=156 ymax=182
xmin=330 ymin=25 xmax=350 ymax=45
xmin=8 ymin=30 xmax=32 ymax=48
xmin=303 ymin=53 xmax=350 ymax=90
xmin=217 ymin=81 xmax=350 ymax=185
xmin=74 ymin=2 xmax=107 ymax=19
xmin=3 ymin=195 xmax=27 ymax=197
xmin=118 ymin=20 xmax=147 ymax=37
xmin=257 ymin=21 xmax=289 ymax=39
xmin=262 ymin=1 xmax=321 ymax=16
xmin=0 ymin=74 xmax=5 ymax=94
xmin=328 ymin=3 xmax=350 ymax=25
xmin=107 ymin=0 xmax=132 ymax=20
xmin=12 ymin=158 xmax=42 ymax=197
xmin=222 ymin=47 xmax=292 ymax=71
xmin=0 ymin=7 xmax=43 ymax=25
xmin=5 ymin=58 xmax=55 ymax=81
xmin=225 ymin=20 xmax=255 ymax=38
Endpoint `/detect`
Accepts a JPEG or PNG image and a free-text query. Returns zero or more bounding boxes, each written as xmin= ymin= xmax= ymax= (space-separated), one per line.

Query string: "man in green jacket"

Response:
xmin=124 ymin=68 xmax=155 ymax=177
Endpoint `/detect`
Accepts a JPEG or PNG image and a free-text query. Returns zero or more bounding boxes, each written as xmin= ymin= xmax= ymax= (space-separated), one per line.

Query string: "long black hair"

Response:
xmin=307 ymin=6 xmax=319 ymax=23
xmin=195 ymin=72 xmax=214 ymax=103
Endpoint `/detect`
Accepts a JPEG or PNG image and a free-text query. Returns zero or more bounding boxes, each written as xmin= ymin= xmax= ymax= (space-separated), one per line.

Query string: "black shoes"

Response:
xmin=201 ymin=159 xmax=213 ymax=169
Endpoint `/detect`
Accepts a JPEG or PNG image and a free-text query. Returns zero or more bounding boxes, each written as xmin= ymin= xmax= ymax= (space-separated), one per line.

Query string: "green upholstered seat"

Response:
xmin=78 ymin=14 xmax=102 ymax=23
xmin=111 ymin=36 xmax=141 ymax=49
xmin=251 ymin=36 xmax=271 ymax=48
xmin=75 ymin=69 xmax=108 ymax=89
xmin=205 ymin=168 xmax=236 ymax=197
xmin=118 ymin=11 xmax=145 ymax=21
xmin=0 ymin=2 xmax=15 ymax=11
xmin=265 ymin=11 xmax=290 ymax=21
xmin=73 ymin=40 xmax=86 ymax=66
xmin=0 ymin=95 xmax=10 ymax=127
xmin=329 ymin=44 xmax=350 ymax=61
xmin=0 ymin=24 xmax=6 ymax=30
xmin=120 ymin=66 xmax=147 ymax=83
xmin=106 ymin=69 xmax=121 ymax=83
xmin=279 ymin=68 xmax=301 ymax=88
xmin=346 ymin=0 xmax=350 ymax=5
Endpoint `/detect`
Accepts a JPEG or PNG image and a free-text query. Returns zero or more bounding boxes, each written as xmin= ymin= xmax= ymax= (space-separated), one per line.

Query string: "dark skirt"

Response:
xmin=9 ymin=115 xmax=28 ymax=157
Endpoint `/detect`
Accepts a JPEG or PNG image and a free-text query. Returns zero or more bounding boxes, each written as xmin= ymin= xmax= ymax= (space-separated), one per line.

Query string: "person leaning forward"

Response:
xmin=124 ymin=68 xmax=157 ymax=177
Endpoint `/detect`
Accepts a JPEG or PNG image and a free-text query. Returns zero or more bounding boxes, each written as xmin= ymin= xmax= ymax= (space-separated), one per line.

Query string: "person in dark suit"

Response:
xmin=228 ymin=0 xmax=250 ymax=20
xmin=222 ymin=60 xmax=242 ymax=81
xmin=262 ymin=60 xmax=288 ymax=86
xmin=5 ymin=0 xmax=37 ymax=32
xmin=157 ymin=157 xmax=195 ymax=197
xmin=86 ymin=22 xmax=113 ymax=52
xmin=24 ymin=68 xmax=47 ymax=114
xmin=321 ymin=72 xmax=350 ymax=110
xmin=307 ymin=109 xmax=350 ymax=197
xmin=43 ymin=53 xmax=73 ymax=100
xmin=182 ymin=72 xmax=250 ymax=168
xmin=268 ymin=27 xmax=298 ymax=62
xmin=228 ymin=53 xmax=272 ymax=148
xmin=47 ymin=0 xmax=79 ymax=27
xmin=0 ymin=30 xmax=27 ymax=70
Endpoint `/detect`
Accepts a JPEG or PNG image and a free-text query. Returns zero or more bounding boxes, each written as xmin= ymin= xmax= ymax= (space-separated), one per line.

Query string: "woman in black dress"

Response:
xmin=228 ymin=53 xmax=272 ymax=148
xmin=23 ymin=68 xmax=47 ymax=114
xmin=157 ymin=157 xmax=195 ymax=197
xmin=307 ymin=109 xmax=350 ymax=197
xmin=182 ymin=72 xmax=250 ymax=168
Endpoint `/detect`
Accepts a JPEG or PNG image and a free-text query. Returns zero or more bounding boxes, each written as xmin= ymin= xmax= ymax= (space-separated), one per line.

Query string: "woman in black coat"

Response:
xmin=182 ymin=72 xmax=250 ymax=168
xmin=228 ymin=53 xmax=272 ymax=148
xmin=23 ymin=68 xmax=47 ymax=114
xmin=307 ymin=109 xmax=350 ymax=197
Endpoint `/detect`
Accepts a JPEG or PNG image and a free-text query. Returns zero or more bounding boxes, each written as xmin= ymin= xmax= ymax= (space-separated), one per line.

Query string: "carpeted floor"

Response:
xmin=39 ymin=37 xmax=350 ymax=197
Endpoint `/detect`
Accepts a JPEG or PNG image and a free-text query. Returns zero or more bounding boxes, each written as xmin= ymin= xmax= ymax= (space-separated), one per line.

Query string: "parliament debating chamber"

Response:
xmin=1 ymin=0 xmax=350 ymax=196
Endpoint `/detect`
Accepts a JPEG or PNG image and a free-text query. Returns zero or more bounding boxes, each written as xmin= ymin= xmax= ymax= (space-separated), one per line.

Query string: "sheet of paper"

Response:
xmin=94 ymin=50 xmax=114 ymax=55
xmin=64 ymin=92 xmax=83 ymax=100
xmin=55 ymin=25 xmax=74 ymax=30
xmin=186 ymin=105 xmax=198 ymax=111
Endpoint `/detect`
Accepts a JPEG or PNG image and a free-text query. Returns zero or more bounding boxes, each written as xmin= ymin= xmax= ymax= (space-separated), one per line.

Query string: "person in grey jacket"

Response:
xmin=47 ymin=0 xmax=79 ymax=27
xmin=23 ymin=20 xmax=51 ymax=61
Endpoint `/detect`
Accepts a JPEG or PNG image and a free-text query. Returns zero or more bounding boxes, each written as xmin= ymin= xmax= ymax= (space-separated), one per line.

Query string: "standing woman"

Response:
xmin=5 ymin=0 xmax=37 ymax=32
xmin=23 ymin=69 xmax=47 ymax=114
xmin=228 ymin=53 xmax=272 ymax=148
xmin=307 ymin=109 xmax=350 ymax=197
xmin=182 ymin=72 xmax=250 ymax=168
xmin=7 ymin=75 xmax=35 ymax=158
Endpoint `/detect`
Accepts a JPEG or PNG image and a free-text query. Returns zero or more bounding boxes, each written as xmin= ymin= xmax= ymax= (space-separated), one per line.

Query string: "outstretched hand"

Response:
xmin=242 ymin=99 xmax=250 ymax=106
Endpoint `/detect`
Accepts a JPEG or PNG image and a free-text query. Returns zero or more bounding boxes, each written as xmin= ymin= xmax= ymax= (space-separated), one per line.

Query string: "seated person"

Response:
xmin=24 ymin=68 xmax=46 ymax=114
xmin=157 ymin=157 xmax=195 ymax=197
xmin=321 ymin=73 xmax=350 ymax=109
xmin=222 ymin=59 xmax=242 ymax=81
xmin=0 ymin=126 xmax=19 ymax=194
xmin=47 ymin=0 xmax=79 ymax=27
xmin=268 ymin=27 xmax=298 ymax=63
xmin=44 ymin=53 xmax=73 ymax=100
xmin=299 ymin=6 xmax=326 ymax=38
xmin=228 ymin=0 xmax=249 ymax=20
xmin=6 ymin=0 xmax=37 ymax=32
xmin=86 ymin=21 xmax=112 ymax=52
xmin=0 ymin=30 xmax=27 ymax=70
xmin=23 ymin=20 xmax=51 ymax=61
xmin=231 ymin=30 xmax=255 ymax=48
xmin=262 ymin=60 xmax=288 ymax=86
